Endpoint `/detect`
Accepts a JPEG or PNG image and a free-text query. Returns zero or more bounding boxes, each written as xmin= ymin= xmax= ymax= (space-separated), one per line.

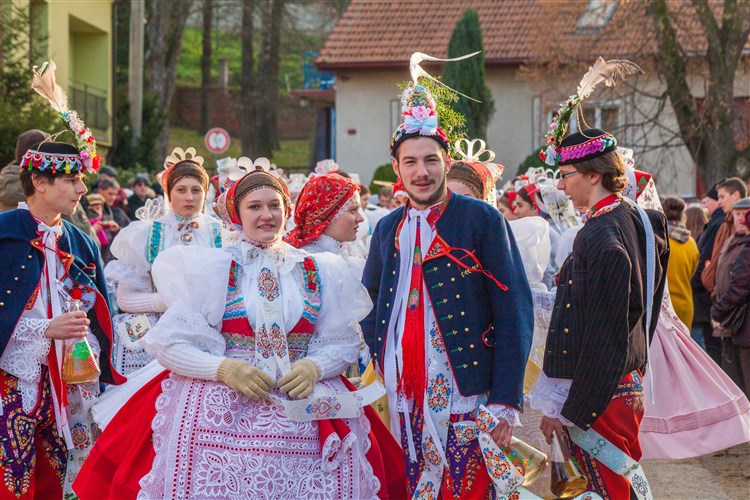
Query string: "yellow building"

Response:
xmin=8 ymin=0 xmax=113 ymax=146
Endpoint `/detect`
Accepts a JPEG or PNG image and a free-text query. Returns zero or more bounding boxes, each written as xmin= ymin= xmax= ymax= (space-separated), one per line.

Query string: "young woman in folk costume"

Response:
xmin=285 ymin=172 xmax=366 ymax=276
xmin=104 ymin=147 xmax=228 ymax=376
xmin=284 ymin=172 xmax=367 ymax=369
xmin=74 ymin=168 xmax=402 ymax=499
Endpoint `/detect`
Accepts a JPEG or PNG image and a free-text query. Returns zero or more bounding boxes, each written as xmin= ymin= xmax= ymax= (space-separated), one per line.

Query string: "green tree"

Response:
xmin=0 ymin=5 xmax=57 ymax=166
xmin=443 ymin=8 xmax=495 ymax=141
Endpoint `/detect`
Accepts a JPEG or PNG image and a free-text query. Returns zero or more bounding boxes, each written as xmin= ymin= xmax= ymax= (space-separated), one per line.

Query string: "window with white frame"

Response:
xmin=545 ymin=100 xmax=622 ymax=136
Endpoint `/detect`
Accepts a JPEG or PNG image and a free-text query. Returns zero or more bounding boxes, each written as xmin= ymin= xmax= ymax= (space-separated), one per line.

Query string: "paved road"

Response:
xmin=643 ymin=443 xmax=749 ymax=499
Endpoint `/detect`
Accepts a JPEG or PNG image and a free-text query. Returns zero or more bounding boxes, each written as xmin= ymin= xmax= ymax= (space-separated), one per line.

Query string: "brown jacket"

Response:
xmin=701 ymin=211 xmax=735 ymax=293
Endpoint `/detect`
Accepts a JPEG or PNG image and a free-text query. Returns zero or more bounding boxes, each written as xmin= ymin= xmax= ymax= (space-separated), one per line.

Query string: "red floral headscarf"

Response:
xmin=284 ymin=173 xmax=359 ymax=248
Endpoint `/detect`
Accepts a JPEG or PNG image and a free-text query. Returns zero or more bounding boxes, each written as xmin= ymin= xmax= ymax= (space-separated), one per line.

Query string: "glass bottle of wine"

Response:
xmin=61 ymin=298 xmax=101 ymax=385
xmin=550 ymin=431 xmax=589 ymax=498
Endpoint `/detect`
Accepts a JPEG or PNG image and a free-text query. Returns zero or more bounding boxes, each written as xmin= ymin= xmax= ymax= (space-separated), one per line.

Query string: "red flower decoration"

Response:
xmin=70 ymin=287 xmax=83 ymax=300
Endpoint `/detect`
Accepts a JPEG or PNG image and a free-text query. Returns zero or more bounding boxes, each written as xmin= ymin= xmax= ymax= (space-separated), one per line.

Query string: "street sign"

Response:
xmin=204 ymin=127 xmax=230 ymax=154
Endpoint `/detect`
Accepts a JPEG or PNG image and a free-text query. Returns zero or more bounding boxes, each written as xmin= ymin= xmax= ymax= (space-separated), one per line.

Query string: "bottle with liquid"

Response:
xmin=61 ymin=298 xmax=101 ymax=385
xmin=549 ymin=430 xmax=589 ymax=498
xmin=501 ymin=437 xmax=548 ymax=486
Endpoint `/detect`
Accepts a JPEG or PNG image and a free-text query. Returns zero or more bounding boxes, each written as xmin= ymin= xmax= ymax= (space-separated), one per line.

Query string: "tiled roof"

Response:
xmin=317 ymin=0 xmax=746 ymax=70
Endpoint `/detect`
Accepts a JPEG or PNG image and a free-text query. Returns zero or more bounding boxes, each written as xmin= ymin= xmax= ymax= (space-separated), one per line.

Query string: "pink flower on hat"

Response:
xmin=411 ymin=105 xmax=433 ymax=122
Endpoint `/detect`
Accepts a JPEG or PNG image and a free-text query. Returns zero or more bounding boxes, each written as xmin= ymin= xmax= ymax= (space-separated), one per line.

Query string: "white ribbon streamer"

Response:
xmin=568 ymin=426 xmax=653 ymax=500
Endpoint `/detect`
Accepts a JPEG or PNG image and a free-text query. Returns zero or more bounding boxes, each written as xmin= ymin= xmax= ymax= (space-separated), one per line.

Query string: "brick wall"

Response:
xmin=172 ymin=87 xmax=316 ymax=141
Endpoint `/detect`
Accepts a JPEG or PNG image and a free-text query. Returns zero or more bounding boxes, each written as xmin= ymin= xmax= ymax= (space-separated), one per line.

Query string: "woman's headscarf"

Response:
xmin=284 ymin=173 xmax=359 ymax=248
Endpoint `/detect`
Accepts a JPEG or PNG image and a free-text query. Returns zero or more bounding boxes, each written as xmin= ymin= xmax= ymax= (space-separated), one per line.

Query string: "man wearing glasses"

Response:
xmin=534 ymin=128 xmax=670 ymax=498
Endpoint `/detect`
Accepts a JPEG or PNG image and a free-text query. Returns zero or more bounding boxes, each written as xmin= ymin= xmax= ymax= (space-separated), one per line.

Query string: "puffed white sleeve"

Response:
xmin=105 ymin=220 xmax=153 ymax=291
xmin=141 ymin=245 xmax=233 ymax=380
xmin=304 ymin=252 xmax=373 ymax=379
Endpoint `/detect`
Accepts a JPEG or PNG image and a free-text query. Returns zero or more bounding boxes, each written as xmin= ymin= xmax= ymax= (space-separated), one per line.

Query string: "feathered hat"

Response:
xmin=390 ymin=51 xmax=483 ymax=158
xmin=20 ymin=61 xmax=101 ymax=174
xmin=539 ymin=57 xmax=643 ymax=167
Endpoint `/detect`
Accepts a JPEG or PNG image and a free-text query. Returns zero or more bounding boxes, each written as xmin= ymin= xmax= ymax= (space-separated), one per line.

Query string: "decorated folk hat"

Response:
xmin=212 ymin=159 xmax=290 ymax=230
xmin=390 ymin=84 xmax=449 ymax=158
xmin=157 ymin=147 xmax=210 ymax=200
xmin=284 ymin=173 xmax=359 ymax=248
xmin=448 ymin=139 xmax=504 ymax=207
xmin=22 ymin=61 xmax=101 ymax=174
xmin=539 ymin=57 xmax=642 ymax=167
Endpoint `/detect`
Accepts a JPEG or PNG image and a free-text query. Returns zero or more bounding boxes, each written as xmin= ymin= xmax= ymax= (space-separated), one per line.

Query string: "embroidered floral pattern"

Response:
xmin=140 ymin=375 xmax=377 ymax=498
xmin=427 ymin=374 xmax=450 ymax=411
xmin=305 ymin=396 xmax=342 ymax=419
xmin=257 ymin=267 xmax=280 ymax=301
xmin=429 ymin=326 xmax=445 ymax=353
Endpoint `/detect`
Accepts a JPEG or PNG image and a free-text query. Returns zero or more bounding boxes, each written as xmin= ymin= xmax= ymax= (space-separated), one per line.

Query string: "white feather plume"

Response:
xmin=576 ymin=57 xmax=643 ymax=101
xmin=409 ymin=51 xmax=483 ymax=103
xmin=31 ymin=61 xmax=68 ymax=113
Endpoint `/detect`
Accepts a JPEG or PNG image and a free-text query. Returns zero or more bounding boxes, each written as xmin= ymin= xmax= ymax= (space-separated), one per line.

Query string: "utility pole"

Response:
xmin=128 ymin=0 xmax=145 ymax=141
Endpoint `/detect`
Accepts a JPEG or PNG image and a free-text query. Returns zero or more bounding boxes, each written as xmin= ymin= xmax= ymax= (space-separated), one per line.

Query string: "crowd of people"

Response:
xmin=0 ymin=57 xmax=749 ymax=500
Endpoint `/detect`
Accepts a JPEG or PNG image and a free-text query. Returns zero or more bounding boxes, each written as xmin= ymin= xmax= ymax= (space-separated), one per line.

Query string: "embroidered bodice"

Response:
xmin=142 ymin=243 xmax=373 ymax=381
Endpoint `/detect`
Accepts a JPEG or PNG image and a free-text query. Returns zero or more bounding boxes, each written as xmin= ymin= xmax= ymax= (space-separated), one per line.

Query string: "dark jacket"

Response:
xmin=0 ymin=208 xmax=125 ymax=385
xmin=361 ymin=193 xmax=533 ymax=410
xmin=691 ymin=208 xmax=725 ymax=323
xmin=711 ymin=233 xmax=750 ymax=346
xmin=544 ymin=202 xmax=669 ymax=429
xmin=126 ymin=193 xmax=151 ymax=221
xmin=0 ymin=162 xmax=24 ymax=213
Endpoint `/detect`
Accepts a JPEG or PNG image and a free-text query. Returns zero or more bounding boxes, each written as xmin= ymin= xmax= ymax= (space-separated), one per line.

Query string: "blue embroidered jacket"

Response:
xmin=361 ymin=193 xmax=533 ymax=410
xmin=0 ymin=208 xmax=125 ymax=385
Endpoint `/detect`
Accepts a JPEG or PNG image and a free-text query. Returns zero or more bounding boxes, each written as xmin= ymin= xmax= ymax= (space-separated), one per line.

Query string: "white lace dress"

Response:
xmin=105 ymin=209 xmax=227 ymax=375
xmin=105 ymin=243 xmax=380 ymax=498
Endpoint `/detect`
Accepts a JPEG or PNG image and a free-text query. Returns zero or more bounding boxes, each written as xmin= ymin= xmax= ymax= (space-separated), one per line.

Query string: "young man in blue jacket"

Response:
xmin=361 ymin=84 xmax=533 ymax=497
xmin=0 ymin=141 xmax=124 ymax=497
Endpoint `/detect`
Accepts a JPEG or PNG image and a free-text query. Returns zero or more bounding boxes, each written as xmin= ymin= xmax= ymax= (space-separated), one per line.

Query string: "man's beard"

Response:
xmin=406 ymin=175 xmax=447 ymax=208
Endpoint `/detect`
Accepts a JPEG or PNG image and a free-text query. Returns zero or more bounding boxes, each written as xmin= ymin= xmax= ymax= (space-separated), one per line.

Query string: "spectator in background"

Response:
xmin=711 ymin=197 xmax=750 ymax=396
xmin=692 ymin=181 xmax=727 ymax=364
xmin=0 ymin=129 xmax=48 ymax=213
xmin=685 ymin=205 xmax=708 ymax=241
xmin=498 ymin=191 xmax=518 ymax=220
xmin=378 ymin=184 xmax=393 ymax=209
xmin=662 ymin=196 xmax=700 ymax=329
xmin=93 ymin=165 xmax=129 ymax=210
xmin=359 ymin=184 xmax=389 ymax=229
xmin=701 ymin=177 xmax=748 ymax=293
xmin=126 ymin=174 xmax=155 ymax=220
xmin=86 ymin=193 xmax=117 ymax=262
xmin=98 ymin=179 xmax=131 ymax=231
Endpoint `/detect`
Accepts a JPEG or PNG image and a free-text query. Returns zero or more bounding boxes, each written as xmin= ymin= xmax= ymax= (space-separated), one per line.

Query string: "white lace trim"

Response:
xmin=306 ymin=328 xmax=360 ymax=380
xmin=485 ymin=403 xmax=523 ymax=427
xmin=105 ymin=259 xmax=152 ymax=290
xmin=528 ymin=371 xmax=572 ymax=420
xmin=141 ymin=302 xmax=226 ymax=359
xmin=139 ymin=374 xmax=379 ymax=499
xmin=0 ymin=318 xmax=51 ymax=412
xmin=304 ymin=234 xmax=343 ymax=255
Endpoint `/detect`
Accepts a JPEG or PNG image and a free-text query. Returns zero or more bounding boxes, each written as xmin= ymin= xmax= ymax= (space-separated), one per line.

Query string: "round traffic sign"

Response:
xmin=204 ymin=127 xmax=231 ymax=154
